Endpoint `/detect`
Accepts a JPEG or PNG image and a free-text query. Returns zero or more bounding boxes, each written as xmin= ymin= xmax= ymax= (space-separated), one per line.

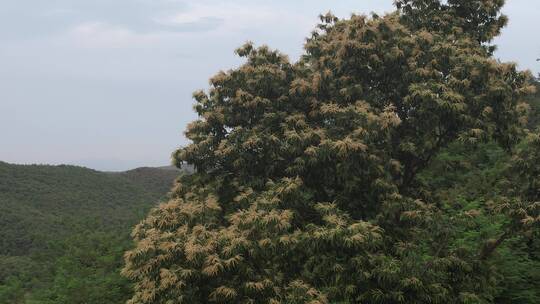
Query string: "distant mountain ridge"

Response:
xmin=0 ymin=161 xmax=183 ymax=303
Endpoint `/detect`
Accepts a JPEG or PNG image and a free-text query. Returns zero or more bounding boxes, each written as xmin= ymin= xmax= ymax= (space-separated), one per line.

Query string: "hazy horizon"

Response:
xmin=2 ymin=0 xmax=539 ymax=171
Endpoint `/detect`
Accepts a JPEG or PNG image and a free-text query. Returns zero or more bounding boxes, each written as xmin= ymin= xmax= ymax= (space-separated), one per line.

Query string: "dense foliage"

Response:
xmin=0 ymin=163 xmax=179 ymax=303
xmin=123 ymin=1 xmax=540 ymax=303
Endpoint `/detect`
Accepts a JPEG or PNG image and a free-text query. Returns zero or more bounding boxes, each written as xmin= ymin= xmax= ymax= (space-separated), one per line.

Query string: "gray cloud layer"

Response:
xmin=0 ymin=0 xmax=203 ymax=39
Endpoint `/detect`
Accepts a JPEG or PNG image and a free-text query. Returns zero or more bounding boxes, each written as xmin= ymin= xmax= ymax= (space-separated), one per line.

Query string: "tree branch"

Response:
xmin=479 ymin=231 xmax=511 ymax=260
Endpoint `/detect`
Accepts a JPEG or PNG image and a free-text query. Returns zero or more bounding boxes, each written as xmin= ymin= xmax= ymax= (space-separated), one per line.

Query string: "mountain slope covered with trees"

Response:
xmin=0 ymin=162 xmax=181 ymax=304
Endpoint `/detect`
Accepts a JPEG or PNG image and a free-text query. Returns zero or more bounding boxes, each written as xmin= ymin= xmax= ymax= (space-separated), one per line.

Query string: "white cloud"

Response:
xmin=41 ymin=8 xmax=78 ymax=17
xmin=68 ymin=22 xmax=158 ymax=48
xmin=63 ymin=2 xmax=316 ymax=49
xmin=157 ymin=3 xmax=313 ymax=33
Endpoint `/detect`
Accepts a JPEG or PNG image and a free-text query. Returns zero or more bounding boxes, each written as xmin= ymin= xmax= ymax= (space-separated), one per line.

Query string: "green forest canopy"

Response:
xmin=123 ymin=1 xmax=540 ymax=303
xmin=0 ymin=163 xmax=180 ymax=304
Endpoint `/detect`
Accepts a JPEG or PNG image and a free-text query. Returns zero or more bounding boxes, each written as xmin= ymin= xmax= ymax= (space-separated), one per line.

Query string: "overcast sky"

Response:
xmin=1 ymin=0 xmax=539 ymax=171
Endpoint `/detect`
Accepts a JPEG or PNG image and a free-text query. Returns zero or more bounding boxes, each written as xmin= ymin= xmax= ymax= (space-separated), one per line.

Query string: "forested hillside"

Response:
xmin=0 ymin=163 xmax=180 ymax=303
xmin=2 ymin=1 xmax=539 ymax=303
